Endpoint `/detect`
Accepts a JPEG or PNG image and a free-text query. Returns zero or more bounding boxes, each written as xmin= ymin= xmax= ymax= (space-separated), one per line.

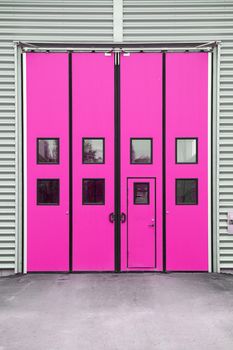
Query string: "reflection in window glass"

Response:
xmin=37 ymin=179 xmax=59 ymax=205
xmin=83 ymin=139 xmax=104 ymax=164
xmin=134 ymin=183 xmax=150 ymax=205
xmin=176 ymin=139 xmax=197 ymax=163
xmin=37 ymin=139 xmax=59 ymax=164
xmin=131 ymin=139 xmax=152 ymax=164
xmin=176 ymin=179 xmax=198 ymax=205
xmin=83 ymin=179 xmax=105 ymax=205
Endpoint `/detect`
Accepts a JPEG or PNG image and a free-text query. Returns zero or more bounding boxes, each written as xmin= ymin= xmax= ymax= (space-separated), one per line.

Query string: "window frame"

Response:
xmin=134 ymin=182 xmax=150 ymax=205
xmin=130 ymin=138 xmax=153 ymax=165
xmin=37 ymin=137 xmax=60 ymax=165
xmin=82 ymin=137 xmax=105 ymax=164
xmin=175 ymin=137 xmax=198 ymax=164
xmin=37 ymin=178 xmax=60 ymax=206
xmin=82 ymin=178 xmax=105 ymax=205
xmin=175 ymin=178 xmax=198 ymax=205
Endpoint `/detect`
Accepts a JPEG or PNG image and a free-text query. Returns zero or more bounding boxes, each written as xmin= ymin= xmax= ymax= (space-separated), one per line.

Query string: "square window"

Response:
xmin=176 ymin=138 xmax=197 ymax=164
xmin=37 ymin=179 xmax=59 ymax=205
xmin=134 ymin=182 xmax=150 ymax=205
xmin=83 ymin=179 xmax=105 ymax=205
xmin=37 ymin=138 xmax=59 ymax=164
xmin=131 ymin=138 xmax=152 ymax=164
xmin=176 ymin=179 xmax=198 ymax=205
xmin=83 ymin=138 xmax=104 ymax=164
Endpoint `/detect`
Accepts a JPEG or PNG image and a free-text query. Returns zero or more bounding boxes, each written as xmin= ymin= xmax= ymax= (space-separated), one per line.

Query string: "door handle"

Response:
xmin=148 ymin=219 xmax=155 ymax=227
xmin=109 ymin=213 xmax=115 ymax=223
xmin=121 ymin=213 xmax=126 ymax=223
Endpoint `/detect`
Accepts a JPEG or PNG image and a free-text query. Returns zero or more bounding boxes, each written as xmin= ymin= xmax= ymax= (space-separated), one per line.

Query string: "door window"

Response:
xmin=37 ymin=179 xmax=60 ymax=205
xmin=82 ymin=138 xmax=104 ymax=164
xmin=83 ymin=179 xmax=105 ymax=205
xmin=130 ymin=138 xmax=152 ymax=164
xmin=37 ymin=138 xmax=59 ymax=164
xmin=134 ymin=182 xmax=150 ymax=204
xmin=176 ymin=138 xmax=197 ymax=164
xmin=176 ymin=179 xmax=198 ymax=205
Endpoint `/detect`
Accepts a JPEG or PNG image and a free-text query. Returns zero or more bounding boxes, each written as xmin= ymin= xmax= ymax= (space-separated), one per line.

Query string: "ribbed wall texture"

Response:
xmin=123 ymin=0 xmax=233 ymax=270
xmin=0 ymin=0 xmax=113 ymax=270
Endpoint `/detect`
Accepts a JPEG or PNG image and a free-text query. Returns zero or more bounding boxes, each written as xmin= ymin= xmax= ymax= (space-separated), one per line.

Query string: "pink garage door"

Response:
xmin=166 ymin=53 xmax=209 ymax=271
xmin=120 ymin=53 xmax=163 ymax=271
xmin=72 ymin=53 xmax=115 ymax=271
xmin=25 ymin=51 xmax=209 ymax=273
xmin=26 ymin=53 xmax=69 ymax=272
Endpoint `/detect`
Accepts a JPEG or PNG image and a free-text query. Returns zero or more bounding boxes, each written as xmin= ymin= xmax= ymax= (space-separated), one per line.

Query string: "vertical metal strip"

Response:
xmin=113 ymin=0 xmax=123 ymax=42
xmin=208 ymin=52 xmax=213 ymax=272
xmin=162 ymin=52 xmax=167 ymax=272
xmin=22 ymin=53 xmax=27 ymax=274
xmin=69 ymin=52 xmax=73 ymax=272
xmin=114 ymin=52 xmax=121 ymax=272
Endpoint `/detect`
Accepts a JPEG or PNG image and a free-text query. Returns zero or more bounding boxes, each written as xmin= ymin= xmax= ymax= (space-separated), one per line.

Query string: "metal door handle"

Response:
xmin=109 ymin=213 xmax=115 ymax=223
xmin=148 ymin=219 xmax=155 ymax=227
xmin=121 ymin=213 xmax=126 ymax=223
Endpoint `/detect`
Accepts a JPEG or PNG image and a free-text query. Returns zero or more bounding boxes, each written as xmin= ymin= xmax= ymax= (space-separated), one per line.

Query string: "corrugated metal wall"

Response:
xmin=0 ymin=0 xmax=113 ymax=270
xmin=0 ymin=0 xmax=232 ymax=271
xmin=123 ymin=0 xmax=233 ymax=270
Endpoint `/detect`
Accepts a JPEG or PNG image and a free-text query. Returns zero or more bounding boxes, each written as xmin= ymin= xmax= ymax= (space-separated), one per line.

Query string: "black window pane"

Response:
xmin=37 ymin=139 xmax=59 ymax=164
xmin=176 ymin=179 xmax=198 ymax=205
xmin=83 ymin=139 xmax=104 ymax=164
xmin=37 ymin=179 xmax=59 ymax=205
xmin=131 ymin=139 xmax=152 ymax=164
xmin=134 ymin=182 xmax=150 ymax=205
xmin=83 ymin=179 xmax=105 ymax=205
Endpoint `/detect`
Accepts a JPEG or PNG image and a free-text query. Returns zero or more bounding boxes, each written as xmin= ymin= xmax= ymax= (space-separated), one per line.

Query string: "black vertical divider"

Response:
xmin=114 ymin=52 xmax=121 ymax=272
xmin=162 ymin=52 xmax=167 ymax=272
xmin=69 ymin=52 xmax=73 ymax=272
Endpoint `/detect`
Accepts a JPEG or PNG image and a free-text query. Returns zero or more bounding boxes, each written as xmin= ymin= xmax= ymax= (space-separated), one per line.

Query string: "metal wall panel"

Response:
xmin=123 ymin=0 xmax=233 ymax=270
xmin=0 ymin=0 xmax=113 ymax=270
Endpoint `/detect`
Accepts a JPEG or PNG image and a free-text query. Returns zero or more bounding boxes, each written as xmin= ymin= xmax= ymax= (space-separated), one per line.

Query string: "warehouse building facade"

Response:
xmin=0 ymin=0 xmax=232 ymax=274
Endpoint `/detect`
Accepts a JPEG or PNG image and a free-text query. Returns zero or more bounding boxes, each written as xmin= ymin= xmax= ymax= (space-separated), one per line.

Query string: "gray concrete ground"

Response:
xmin=1 ymin=273 xmax=233 ymax=350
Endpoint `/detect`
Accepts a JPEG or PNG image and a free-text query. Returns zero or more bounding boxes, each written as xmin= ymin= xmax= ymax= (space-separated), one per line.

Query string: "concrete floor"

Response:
xmin=1 ymin=273 xmax=233 ymax=350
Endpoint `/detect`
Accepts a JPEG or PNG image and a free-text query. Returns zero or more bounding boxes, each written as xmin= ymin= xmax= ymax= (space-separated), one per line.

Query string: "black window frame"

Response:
xmin=82 ymin=178 xmax=105 ymax=205
xmin=175 ymin=178 xmax=198 ymax=205
xmin=37 ymin=178 xmax=60 ymax=206
xmin=82 ymin=137 xmax=105 ymax=164
xmin=130 ymin=138 xmax=153 ymax=165
xmin=175 ymin=137 xmax=198 ymax=164
xmin=134 ymin=182 xmax=150 ymax=205
xmin=37 ymin=138 xmax=60 ymax=165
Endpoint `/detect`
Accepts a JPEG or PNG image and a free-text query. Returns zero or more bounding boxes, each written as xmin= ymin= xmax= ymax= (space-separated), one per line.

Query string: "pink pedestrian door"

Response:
xmin=127 ymin=179 xmax=156 ymax=268
xmin=25 ymin=51 xmax=210 ymax=273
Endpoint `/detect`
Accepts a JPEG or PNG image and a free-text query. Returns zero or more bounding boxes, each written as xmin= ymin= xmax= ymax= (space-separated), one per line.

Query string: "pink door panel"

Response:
xmin=166 ymin=53 xmax=209 ymax=271
xmin=128 ymin=178 xmax=156 ymax=268
xmin=72 ymin=53 xmax=115 ymax=271
xmin=120 ymin=53 xmax=163 ymax=271
xmin=26 ymin=53 xmax=69 ymax=271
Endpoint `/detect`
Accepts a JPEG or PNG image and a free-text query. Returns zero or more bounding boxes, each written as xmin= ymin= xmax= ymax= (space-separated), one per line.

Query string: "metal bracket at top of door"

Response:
xmin=115 ymin=52 xmax=120 ymax=66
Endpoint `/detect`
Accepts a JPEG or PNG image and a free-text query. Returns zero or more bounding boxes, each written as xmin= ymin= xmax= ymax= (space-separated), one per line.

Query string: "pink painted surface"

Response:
xmin=128 ymin=178 xmax=156 ymax=268
xmin=26 ymin=53 xmax=69 ymax=271
xmin=72 ymin=53 xmax=115 ymax=271
xmin=120 ymin=54 xmax=163 ymax=271
xmin=166 ymin=53 xmax=209 ymax=271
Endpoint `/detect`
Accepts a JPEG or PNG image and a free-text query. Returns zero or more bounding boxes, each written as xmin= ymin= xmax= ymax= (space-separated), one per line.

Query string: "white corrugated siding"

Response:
xmin=123 ymin=0 xmax=233 ymax=270
xmin=0 ymin=0 xmax=113 ymax=270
